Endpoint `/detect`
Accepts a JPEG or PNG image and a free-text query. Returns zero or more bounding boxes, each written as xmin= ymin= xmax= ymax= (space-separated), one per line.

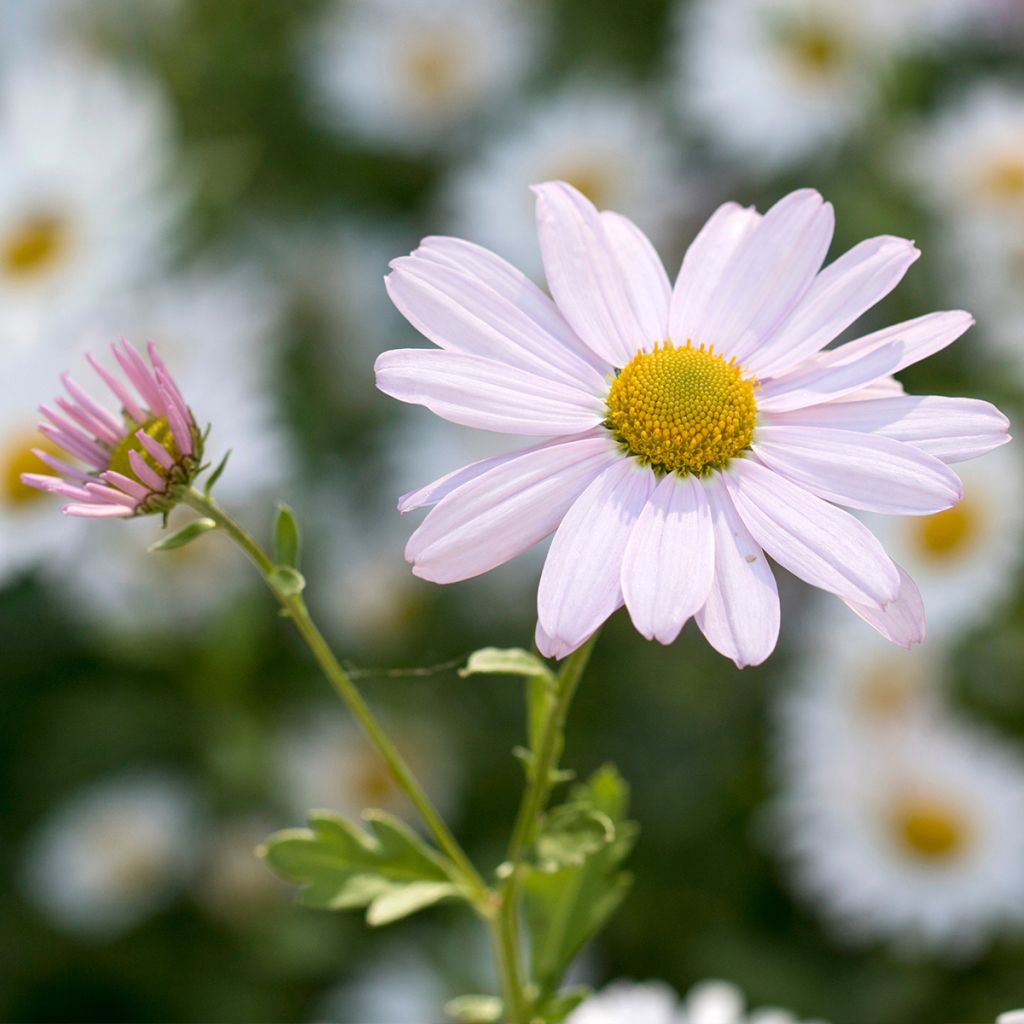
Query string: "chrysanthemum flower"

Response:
xmin=21 ymin=339 xmax=201 ymax=518
xmin=376 ymin=183 xmax=1011 ymax=666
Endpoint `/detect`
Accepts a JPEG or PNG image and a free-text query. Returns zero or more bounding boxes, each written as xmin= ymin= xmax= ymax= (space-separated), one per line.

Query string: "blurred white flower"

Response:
xmin=0 ymin=49 xmax=179 ymax=351
xmin=303 ymin=0 xmax=540 ymax=152
xmin=43 ymin=265 xmax=291 ymax=634
xmin=22 ymin=772 xmax=201 ymax=938
xmin=862 ymin=445 xmax=1024 ymax=638
xmin=676 ymin=0 xmax=896 ymax=171
xmin=274 ymin=706 xmax=461 ymax=826
xmin=999 ymin=1011 xmax=1024 ymax=1024
xmin=774 ymin=711 xmax=1024 ymax=956
xmin=193 ymin=815 xmax=288 ymax=925
xmin=445 ymin=83 xmax=689 ymax=277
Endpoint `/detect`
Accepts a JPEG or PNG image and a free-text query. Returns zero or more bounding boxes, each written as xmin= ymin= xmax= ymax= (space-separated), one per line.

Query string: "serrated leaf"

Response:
xmin=523 ymin=765 xmax=638 ymax=998
xmin=273 ymin=502 xmax=301 ymax=568
xmin=534 ymin=803 xmax=615 ymax=872
xmin=459 ymin=647 xmax=555 ymax=684
xmin=148 ymin=517 xmax=217 ymax=552
xmin=259 ymin=809 xmax=463 ymax=925
xmin=445 ymin=994 xmax=503 ymax=1023
xmin=267 ymin=565 xmax=306 ymax=597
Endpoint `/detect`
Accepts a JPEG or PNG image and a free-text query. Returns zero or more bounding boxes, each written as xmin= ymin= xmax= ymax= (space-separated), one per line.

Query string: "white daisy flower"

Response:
xmin=303 ymin=0 xmax=539 ymax=152
xmin=861 ymin=443 xmax=1024 ymax=637
xmin=376 ymin=182 xmax=1008 ymax=665
xmin=22 ymin=772 xmax=201 ymax=938
xmin=0 ymin=49 xmax=179 ymax=351
xmin=566 ymin=979 xmax=681 ymax=1024
xmin=446 ymin=83 xmax=689 ymax=277
xmin=774 ymin=714 xmax=1024 ymax=955
xmin=274 ymin=706 xmax=460 ymax=826
xmin=999 ymin=1011 xmax=1024 ymax=1024
xmin=42 ymin=266 xmax=289 ymax=633
xmin=676 ymin=0 xmax=898 ymax=171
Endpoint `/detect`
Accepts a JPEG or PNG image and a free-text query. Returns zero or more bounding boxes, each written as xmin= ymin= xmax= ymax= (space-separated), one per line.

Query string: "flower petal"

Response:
xmin=537 ymin=459 xmax=656 ymax=653
xmin=694 ymin=189 xmax=834 ymax=363
xmin=842 ymin=563 xmax=926 ymax=648
xmin=762 ymin=395 xmax=1010 ymax=464
xmin=752 ymin=425 xmax=963 ymax=514
xmin=693 ymin=474 xmax=779 ymax=668
xmin=386 ymin=250 xmax=607 ymax=390
xmin=533 ymin=181 xmax=646 ymax=368
xmin=724 ymin=458 xmax=900 ymax=607
xmin=600 ymin=210 xmax=671 ymax=346
xmin=760 ymin=310 xmax=973 ymax=411
xmin=748 ymin=236 xmax=920 ymax=378
xmin=407 ymin=435 xmax=620 ymax=583
xmin=374 ymin=349 xmax=605 ymax=435
xmin=669 ymin=201 xmax=761 ymax=345
xmin=535 ymin=619 xmax=597 ymax=660
xmin=621 ymin=473 xmax=715 ymax=644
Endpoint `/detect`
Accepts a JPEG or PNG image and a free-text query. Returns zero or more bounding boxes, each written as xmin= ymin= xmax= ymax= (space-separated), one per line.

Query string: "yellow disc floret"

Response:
xmin=605 ymin=340 xmax=758 ymax=476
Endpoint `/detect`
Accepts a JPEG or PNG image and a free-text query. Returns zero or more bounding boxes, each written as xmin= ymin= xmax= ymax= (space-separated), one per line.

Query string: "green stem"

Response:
xmin=497 ymin=632 xmax=600 ymax=1021
xmin=182 ymin=487 xmax=490 ymax=911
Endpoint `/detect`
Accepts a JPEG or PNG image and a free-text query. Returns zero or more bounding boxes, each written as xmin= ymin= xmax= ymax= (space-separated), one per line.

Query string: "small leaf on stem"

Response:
xmin=273 ymin=502 xmax=301 ymax=568
xmin=148 ymin=517 xmax=218 ymax=552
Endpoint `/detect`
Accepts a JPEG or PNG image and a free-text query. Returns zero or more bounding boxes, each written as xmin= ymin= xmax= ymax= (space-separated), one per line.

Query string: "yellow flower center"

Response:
xmin=857 ymin=663 xmax=921 ymax=723
xmin=2 ymin=430 xmax=62 ymax=506
xmin=553 ymin=159 xmax=616 ymax=211
xmin=605 ymin=341 xmax=758 ymax=475
xmin=2 ymin=211 xmax=70 ymax=279
xmin=890 ymin=794 xmax=971 ymax=862
xmin=403 ymin=36 xmax=461 ymax=106
xmin=983 ymin=154 xmax=1024 ymax=202
xmin=109 ymin=416 xmax=179 ymax=483
xmin=911 ymin=497 xmax=982 ymax=562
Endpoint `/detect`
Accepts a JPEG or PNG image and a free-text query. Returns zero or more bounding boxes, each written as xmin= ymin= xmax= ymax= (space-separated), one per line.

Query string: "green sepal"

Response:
xmin=273 ymin=502 xmax=301 ymax=568
xmin=534 ymin=802 xmax=615 ymax=873
xmin=147 ymin=517 xmax=217 ymax=552
xmin=259 ymin=809 xmax=464 ymax=926
xmin=267 ymin=565 xmax=306 ymax=597
xmin=523 ymin=765 xmax=638 ymax=998
xmin=203 ymin=448 xmax=231 ymax=495
xmin=444 ymin=994 xmax=503 ymax=1023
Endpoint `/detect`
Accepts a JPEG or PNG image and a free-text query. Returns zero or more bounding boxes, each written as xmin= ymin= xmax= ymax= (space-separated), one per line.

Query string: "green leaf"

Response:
xmin=458 ymin=647 xmax=554 ymax=684
xmin=273 ymin=502 xmax=301 ymax=568
xmin=523 ymin=765 xmax=638 ymax=998
xmin=267 ymin=565 xmax=306 ymax=597
xmin=536 ymin=986 xmax=591 ymax=1023
xmin=444 ymin=994 xmax=503 ymax=1024
xmin=259 ymin=809 xmax=464 ymax=925
xmin=203 ymin=448 xmax=231 ymax=494
xmin=534 ymin=802 xmax=615 ymax=872
xmin=148 ymin=517 xmax=217 ymax=552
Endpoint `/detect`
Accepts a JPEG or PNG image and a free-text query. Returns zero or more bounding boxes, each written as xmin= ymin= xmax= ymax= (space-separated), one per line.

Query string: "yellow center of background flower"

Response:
xmin=890 ymin=795 xmax=970 ymax=862
xmin=2 ymin=211 xmax=69 ymax=279
xmin=2 ymin=430 xmax=62 ymax=505
xmin=606 ymin=341 xmax=758 ymax=475
xmin=983 ymin=154 xmax=1024 ymax=202
xmin=911 ymin=497 xmax=982 ymax=561
xmin=109 ymin=416 xmax=179 ymax=483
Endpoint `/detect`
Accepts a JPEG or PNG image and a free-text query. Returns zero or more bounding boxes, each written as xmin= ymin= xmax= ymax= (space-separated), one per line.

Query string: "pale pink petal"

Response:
xmin=599 ymin=210 xmax=671 ymax=347
xmin=842 ymin=563 xmax=926 ymax=648
xmin=19 ymin=474 xmax=92 ymax=500
xmin=101 ymin=470 xmax=151 ymax=501
xmin=621 ymin=473 xmax=715 ymax=644
xmin=760 ymin=311 xmax=973 ymax=411
xmin=748 ymin=236 xmax=920 ymax=378
xmin=535 ymin=619 xmax=598 ymax=660
xmin=128 ymin=449 xmax=166 ymax=491
xmin=537 ymin=459 xmax=657 ymax=652
xmin=752 ymin=425 xmax=963 ymax=514
xmin=156 ymin=375 xmax=193 ymax=456
xmin=386 ymin=254 xmax=608 ymax=391
xmin=60 ymin=373 xmax=123 ymax=441
xmin=533 ymin=181 xmax=646 ymax=368
xmin=724 ymin=459 xmax=900 ymax=607
xmin=84 ymin=482 xmax=137 ymax=507
xmin=37 ymin=422 xmax=106 ymax=467
xmin=407 ymin=436 xmax=620 ymax=583
xmin=63 ymin=503 xmax=134 ymax=518
xmin=669 ymin=202 xmax=761 ymax=345
xmin=414 ymin=236 xmax=607 ymax=374
xmin=88 ymin=352 xmax=145 ymax=422
xmin=113 ymin=339 xmax=161 ymax=412
xmin=55 ymin=396 xmax=120 ymax=448
xmin=762 ymin=396 xmax=1010 ymax=463
xmin=837 ymin=376 xmax=904 ymax=401
xmin=374 ymin=349 xmax=605 ymax=435
xmin=694 ymin=474 xmax=779 ymax=668
xmin=756 ymin=341 xmax=904 ymax=413
xmin=692 ymin=189 xmax=834 ymax=363
xmin=136 ymin=430 xmax=175 ymax=470
xmin=398 ymin=432 xmax=600 ymax=513
xmin=39 ymin=405 xmax=109 ymax=463
xmin=147 ymin=342 xmax=189 ymax=416
xmin=33 ymin=449 xmax=91 ymax=482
